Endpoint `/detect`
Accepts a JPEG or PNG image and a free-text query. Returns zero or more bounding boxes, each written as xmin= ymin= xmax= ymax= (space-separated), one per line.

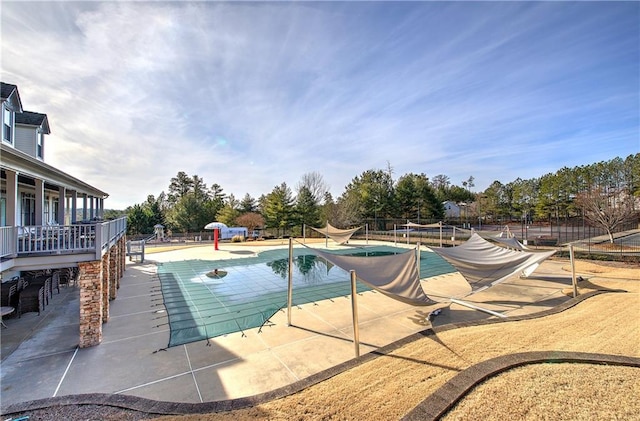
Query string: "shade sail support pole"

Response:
xmin=569 ymin=244 xmax=578 ymax=298
xmin=416 ymin=242 xmax=421 ymax=280
xmin=394 ymin=224 xmax=397 ymax=245
xmin=287 ymin=238 xmax=293 ymax=326
xmin=350 ymin=270 xmax=360 ymax=358
xmin=325 ymin=220 xmax=328 ymax=248
xmin=406 ymin=220 xmax=409 ymax=245
xmin=450 ymin=298 xmax=507 ymax=318
xmin=366 ymin=223 xmax=369 ymax=245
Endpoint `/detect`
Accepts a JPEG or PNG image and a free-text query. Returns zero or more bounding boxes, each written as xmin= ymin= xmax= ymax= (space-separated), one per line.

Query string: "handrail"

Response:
xmin=0 ymin=217 xmax=127 ymax=259
xmin=97 ymin=217 xmax=128 ymax=259
xmin=0 ymin=226 xmax=18 ymax=258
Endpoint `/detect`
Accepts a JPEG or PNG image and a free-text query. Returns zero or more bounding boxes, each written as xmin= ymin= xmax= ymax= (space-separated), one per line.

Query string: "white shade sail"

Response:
xmin=311 ymin=248 xmax=435 ymax=306
xmin=309 ymin=223 xmax=362 ymax=245
xmin=430 ymin=233 xmax=556 ymax=290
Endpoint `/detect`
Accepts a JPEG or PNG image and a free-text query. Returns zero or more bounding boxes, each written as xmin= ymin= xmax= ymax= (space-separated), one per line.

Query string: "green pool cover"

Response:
xmin=157 ymin=246 xmax=454 ymax=347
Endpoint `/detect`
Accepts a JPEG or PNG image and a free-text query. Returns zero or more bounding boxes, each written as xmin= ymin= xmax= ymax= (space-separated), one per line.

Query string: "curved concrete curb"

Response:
xmin=0 ymin=289 xmax=629 ymax=417
xmin=401 ymin=351 xmax=640 ymax=421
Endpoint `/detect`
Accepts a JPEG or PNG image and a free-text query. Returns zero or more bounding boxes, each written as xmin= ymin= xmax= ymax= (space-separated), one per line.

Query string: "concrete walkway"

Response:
xmin=1 ymin=241 xmax=575 ymax=414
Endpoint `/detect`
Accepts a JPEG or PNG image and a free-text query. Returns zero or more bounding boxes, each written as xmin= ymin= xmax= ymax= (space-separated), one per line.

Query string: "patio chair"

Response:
xmin=60 ymin=267 xmax=76 ymax=287
xmin=18 ymin=284 xmax=45 ymax=315
xmin=44 ymin=277 xmax=52 ymax=306
xmin=1 ymin=282 xmax=16 ymax=306
xmin=17 ymin=277 xmax=28 ymax=292
xmin=51 ymin=271 xmax=61 ymax=294
xmin=1 ymin=284 xmax=17 ymax=308
xmin=66 ymin=267 xmax=79 ymax=287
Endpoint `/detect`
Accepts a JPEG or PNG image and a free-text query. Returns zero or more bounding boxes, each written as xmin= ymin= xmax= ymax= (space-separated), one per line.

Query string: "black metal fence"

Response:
xmin=355 ymin=218 xmax=640 ymax=262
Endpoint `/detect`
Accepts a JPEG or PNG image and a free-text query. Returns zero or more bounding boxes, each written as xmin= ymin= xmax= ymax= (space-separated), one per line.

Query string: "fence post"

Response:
xmin=287 ymin=238 xmax=293 ymax=326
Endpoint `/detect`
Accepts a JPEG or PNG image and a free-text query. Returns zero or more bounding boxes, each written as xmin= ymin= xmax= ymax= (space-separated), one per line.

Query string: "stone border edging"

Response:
xmin=0 ymin=289 xmax=628 ymax=417
xmin=401 ymin=351 xmax=640 ymax=421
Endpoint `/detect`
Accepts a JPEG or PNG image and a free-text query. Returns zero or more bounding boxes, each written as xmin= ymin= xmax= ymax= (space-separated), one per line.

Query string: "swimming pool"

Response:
xmin=157 ymin=245 xmax=455 ymax=347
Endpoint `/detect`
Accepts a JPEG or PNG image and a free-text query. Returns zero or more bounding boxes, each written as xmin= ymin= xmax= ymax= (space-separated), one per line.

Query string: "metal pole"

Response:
xmin=439 ymin=221 xmax=443 ymax=247
xmin=394 ymin=224 xmax=397 ymax=245
xmin=417 ymin=242 xmax=421 ymax=279
xmin=350 ymin=270 xmax=360 ymax=358
xmin=287 ymin=237 xmax=293 ymax=326
xmin=450 ymin=298 xmax=507 ymax=318
xmin=325 ymin=220 xmax=328 ymax=248
xmin=406 ymin=221 xmax=409 ymax=245
xmin=366 ymin=223 xmax=369 ymax=245
xmin=569 ymin=244 xmax=578 ymax=298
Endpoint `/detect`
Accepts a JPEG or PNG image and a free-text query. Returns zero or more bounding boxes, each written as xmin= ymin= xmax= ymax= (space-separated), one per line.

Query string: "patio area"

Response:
xmin=0 ymin=241 xmax=576 ymax=414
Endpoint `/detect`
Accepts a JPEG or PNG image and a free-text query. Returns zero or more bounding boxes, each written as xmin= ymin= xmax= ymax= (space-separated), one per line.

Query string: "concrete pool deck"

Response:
xmin=0 ymin=240 xmax=575 ymax=413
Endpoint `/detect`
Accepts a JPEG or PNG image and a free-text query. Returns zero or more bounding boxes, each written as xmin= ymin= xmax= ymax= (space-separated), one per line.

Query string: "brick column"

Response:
xmin=109 ymin=245 xmax=118 ymax=299
xmin=101 ymin=252 xmax=110 ymax=323
xmin=78 ymin=260 xmax=103 ymax=348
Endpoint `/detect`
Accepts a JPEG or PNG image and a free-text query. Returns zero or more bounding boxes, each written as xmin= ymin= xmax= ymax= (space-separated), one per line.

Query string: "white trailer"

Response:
xmin=219 ymin=227 xmax=248 ymax=240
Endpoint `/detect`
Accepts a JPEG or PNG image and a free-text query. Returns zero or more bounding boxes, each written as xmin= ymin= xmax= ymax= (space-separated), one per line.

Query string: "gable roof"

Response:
xmin=15 ymin=110 xmax=51 ymax=134
xmin=0 ymin=82 xmax=23 ymax=112
xmin=1 ymin=82 xmax=17 ymax=99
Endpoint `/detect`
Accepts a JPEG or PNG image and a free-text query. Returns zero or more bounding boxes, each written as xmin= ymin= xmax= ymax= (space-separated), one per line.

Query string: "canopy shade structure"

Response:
xmin=492 ymin=236 xmax=531 ymax=251
xmin=430 ymin=233 xmax=556 ymax=290
xmin=204 ymin=222 xmax=228 ymax=230
xmin=400 ymin=221 xmax=442 ymax=228
xmin=309 ymin=223 xmax=362 ymax=245
xmin=311 ymin=247 xmax=435 ymax=306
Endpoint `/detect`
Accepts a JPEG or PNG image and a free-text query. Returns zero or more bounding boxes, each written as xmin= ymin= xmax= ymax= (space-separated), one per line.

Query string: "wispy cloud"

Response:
xmin=2 ymin=1 xmax=637 ymax=208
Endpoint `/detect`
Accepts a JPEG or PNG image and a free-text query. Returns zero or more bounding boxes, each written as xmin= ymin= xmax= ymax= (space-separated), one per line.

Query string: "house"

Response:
xmin=1 ymin=82 xmax=127 ymax=347
xmin=15 ymin=110 xmax=49 ymax=161
xmin=443 ymin=200 xmax=461 ymax=218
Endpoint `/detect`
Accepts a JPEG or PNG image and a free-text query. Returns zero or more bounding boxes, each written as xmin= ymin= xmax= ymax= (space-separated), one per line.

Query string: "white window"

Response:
xmin=3 ymin=106 xmax=13 ymax=144
xmin=44 ymin=195 xmax=59 ymax=224
xmin=37 ymin=132 xmax=43 ymax=158
xmin=21 ymin=192 xmax=35 ymax=225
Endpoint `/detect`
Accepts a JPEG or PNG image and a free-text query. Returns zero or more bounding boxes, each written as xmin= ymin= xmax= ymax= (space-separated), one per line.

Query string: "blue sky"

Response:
xmin=2 ymin=1 xmax=638 ymax=210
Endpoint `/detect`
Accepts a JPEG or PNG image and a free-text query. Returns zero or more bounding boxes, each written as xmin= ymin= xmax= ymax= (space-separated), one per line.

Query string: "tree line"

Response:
xmin=476 ymin=154 xmax=639 ymax=242
xmin=113 ymin=154 xmax=639 ymax=242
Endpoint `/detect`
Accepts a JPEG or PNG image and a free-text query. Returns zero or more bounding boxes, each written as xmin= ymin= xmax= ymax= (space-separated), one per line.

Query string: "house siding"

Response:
xmin=14 ymin=125 xmax=36 ymax=156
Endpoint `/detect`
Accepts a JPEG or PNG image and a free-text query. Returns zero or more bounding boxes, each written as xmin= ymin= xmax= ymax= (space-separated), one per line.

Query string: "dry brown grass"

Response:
xmin=443 ymin=364 xmax=640 ymax=421
xmin=151 ymin=259 xmax=639 ymax=421
xmin=568 ymin=259 xmax=640 ymax=280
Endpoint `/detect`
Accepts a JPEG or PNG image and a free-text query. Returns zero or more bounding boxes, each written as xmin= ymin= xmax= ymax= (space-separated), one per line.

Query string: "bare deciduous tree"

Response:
xmin=575 ymin=187 xmax=637 ymax=243
xmin=296 ymin=172 xmax=329 ymax=203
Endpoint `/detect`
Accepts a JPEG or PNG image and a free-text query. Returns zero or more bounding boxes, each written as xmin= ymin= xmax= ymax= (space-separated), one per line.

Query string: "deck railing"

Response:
xmin=0 ymin=226 xmax=18 ymax=259
xmin=0 ymin=217 xmax=127 ymax=260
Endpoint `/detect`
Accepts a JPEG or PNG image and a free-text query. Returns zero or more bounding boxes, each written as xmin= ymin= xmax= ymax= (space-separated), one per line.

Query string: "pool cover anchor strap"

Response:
xmin=258 ymin=320 xmax=276 ymax=333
